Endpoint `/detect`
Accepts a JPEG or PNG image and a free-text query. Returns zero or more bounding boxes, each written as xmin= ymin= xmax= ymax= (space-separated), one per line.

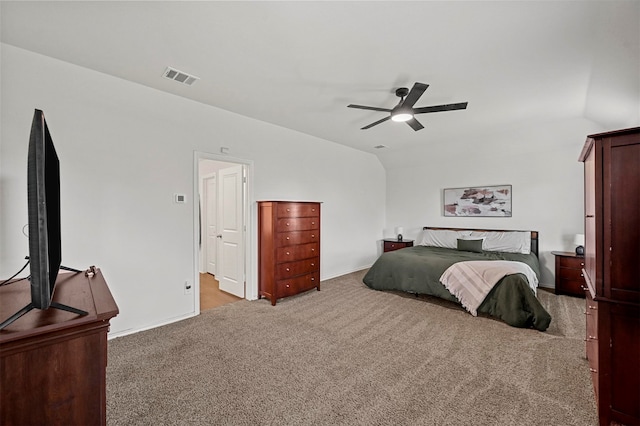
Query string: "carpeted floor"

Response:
xmin=106 ymin=269 xmax=597 ymax=425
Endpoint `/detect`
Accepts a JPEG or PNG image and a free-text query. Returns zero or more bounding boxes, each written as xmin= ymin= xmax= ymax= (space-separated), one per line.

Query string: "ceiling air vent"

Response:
xmin=162 ymin=67 xmax=199 ymax=86
xmin=374 ymin=145 xmax=387 ymax=149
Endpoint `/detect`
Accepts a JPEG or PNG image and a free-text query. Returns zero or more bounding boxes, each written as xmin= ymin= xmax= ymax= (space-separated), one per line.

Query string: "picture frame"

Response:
xmin=443 ymin=185 xmax=512 ymax=217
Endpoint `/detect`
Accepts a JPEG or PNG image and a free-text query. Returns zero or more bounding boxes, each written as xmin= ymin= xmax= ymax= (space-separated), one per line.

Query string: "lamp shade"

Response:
xmin=395 ymin=227 xmax=404 ymax=235
xmin=574 ymin=234 xmax=585 ymax=246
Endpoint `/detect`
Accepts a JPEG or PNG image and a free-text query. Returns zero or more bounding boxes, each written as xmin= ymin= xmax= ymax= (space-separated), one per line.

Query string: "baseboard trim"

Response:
xmin=108 ymin=312 xmax=197 ymax=340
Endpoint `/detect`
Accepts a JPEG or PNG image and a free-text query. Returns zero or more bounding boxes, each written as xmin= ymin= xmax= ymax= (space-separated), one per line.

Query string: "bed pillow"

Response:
xmin=470 ymin=231 xmax=531 ymax=254
xmin=419 ymin=229 xmax=472 ymax=249
xmin=457 ymin=238 xmax=484 ymax=253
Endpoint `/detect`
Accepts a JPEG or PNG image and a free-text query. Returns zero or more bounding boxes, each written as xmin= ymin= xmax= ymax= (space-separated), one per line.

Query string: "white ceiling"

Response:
xmin=2 ymin=1 xmax=638 ymax=156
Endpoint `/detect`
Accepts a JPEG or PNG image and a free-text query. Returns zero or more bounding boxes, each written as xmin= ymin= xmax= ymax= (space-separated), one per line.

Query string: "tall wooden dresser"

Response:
xmin=579 ymin=127 xmax=639 ymax=426
xmin=258 ymin=201 xmax=321 ymax=305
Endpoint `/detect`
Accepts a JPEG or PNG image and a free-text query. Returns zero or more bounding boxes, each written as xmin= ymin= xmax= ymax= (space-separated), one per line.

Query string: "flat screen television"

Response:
xmin=0 ymin=109 xmax=86 ymax=331
xmin=28 ymin=108 xmax=62 ymax=309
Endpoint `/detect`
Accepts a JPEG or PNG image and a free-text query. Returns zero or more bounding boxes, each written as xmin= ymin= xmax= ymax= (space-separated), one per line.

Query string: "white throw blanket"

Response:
xmin=439 ymin=261 xmax=539 ymax=316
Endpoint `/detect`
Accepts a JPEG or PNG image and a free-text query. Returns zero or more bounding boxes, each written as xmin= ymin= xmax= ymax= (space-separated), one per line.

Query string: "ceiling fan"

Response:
xmin=347 ymin=82 xmax=468 ymax=131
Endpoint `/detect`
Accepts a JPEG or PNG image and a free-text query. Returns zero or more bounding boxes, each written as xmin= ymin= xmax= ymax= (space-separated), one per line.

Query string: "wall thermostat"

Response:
xmin=174 ymin=194 xmax=186 ymax=204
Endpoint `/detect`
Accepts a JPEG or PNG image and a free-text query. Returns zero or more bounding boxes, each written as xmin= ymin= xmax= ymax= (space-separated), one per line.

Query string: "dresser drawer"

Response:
xmin=276 ymin=243 xmax=319 ymax=263
xmin=276 ymin=230 xmax=319 ymax=247
xmin=558 ymin=279 xmax=587 ymax=298
xmin=276 ymin=258 xmax=319 ymax=279
xmin=586 ymin=300 xmax=598 ymax=345
xmin=585 ymin=291 xmax=599 ymax=399
xmin=276 ymin=272 xmax=319 ymax=297
xmin=277 ymin=203 xmax=320 ymax=218
xmin=276 ymin=217 xmax=319 ymax=232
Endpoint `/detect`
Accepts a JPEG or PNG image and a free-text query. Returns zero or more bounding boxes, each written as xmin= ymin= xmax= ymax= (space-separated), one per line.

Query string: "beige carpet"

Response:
xmin=107 ymin=269 xmax=597 ymax=425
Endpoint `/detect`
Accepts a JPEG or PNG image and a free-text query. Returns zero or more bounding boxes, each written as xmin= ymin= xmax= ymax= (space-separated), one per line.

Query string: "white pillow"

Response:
xmin=419 ymin=229 xmax=472 ymax=249
xmin=470 ymin=231 xmax=531 ymax=254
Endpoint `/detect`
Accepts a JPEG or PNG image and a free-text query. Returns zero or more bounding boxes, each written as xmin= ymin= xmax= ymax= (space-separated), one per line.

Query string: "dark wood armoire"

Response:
xmin=579 ymin=127 xmax=639 ymax=426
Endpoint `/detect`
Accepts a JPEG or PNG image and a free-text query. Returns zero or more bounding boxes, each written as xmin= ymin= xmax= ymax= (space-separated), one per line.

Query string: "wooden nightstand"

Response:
xmin=383 ymin=239 xmax=414 ymax=253
xmin=551 ymin=251 xmax=585 ymax=297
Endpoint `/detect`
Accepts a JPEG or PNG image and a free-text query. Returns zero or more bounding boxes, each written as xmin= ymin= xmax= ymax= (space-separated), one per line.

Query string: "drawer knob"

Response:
xmin=581 ymin=263 xmax=584 ymax=266
xmin=589 ymin=368 xmax=597 ymax=373
xmin=286 ymin=268 xmax=290 ymax=272
xmin=588 ymin=335 xmax=597 ymax=340
xmin=286 ymin=284 xmax=290 ymax=288
xmin=286 ymin=251 xmax=290 ymax=255
xmin=311 ymin=263 xmax=315 ymax=267
xmin=589 ymin=306 xmax=596 ymax=310
xmin=311 ymin=248 xmax=315 ymax=252
xmin=311 ymin=234 xmax=315 ymax=238
xmin=312 ymin=222 xmax=315 ymax=225
xmin=286 ymin=222 xmax=290 ymax=226
xmin=584 ymin=312 xmax=590 ymax=315
xmin=286 ymin=236 xmax=290 ymax=240
xmin=312 ymin=208 xmax=316 ymax=212
xmin=311 ymin=277 xmax=315 ymax=281
xmin=286 ymin=208 xmax=290 ymax=212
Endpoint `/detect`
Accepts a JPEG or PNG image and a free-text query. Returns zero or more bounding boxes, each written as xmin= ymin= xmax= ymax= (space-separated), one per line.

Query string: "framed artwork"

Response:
xmin=443 ymin=185 xmax=512 ymax=217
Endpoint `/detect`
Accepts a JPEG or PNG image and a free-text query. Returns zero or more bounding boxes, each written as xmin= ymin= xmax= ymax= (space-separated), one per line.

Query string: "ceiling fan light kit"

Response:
xmin=391 ymin=113 xmax=413 ymax=122
xmin=348 ymin=82 xmax=468 ymax=131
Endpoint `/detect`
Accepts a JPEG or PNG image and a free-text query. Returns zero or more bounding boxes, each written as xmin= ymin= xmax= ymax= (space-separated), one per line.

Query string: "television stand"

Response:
xmin=0 ymin=300 xmax=88 ymax=331
xmin=0 ymin=268 xmax=118 ymax=425
xmin=0 ymin=266 xmax=89 ymax=331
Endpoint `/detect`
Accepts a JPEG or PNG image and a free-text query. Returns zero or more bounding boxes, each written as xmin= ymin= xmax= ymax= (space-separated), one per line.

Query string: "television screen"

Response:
xmin=27 ymin=109 xmax=61 ymax=310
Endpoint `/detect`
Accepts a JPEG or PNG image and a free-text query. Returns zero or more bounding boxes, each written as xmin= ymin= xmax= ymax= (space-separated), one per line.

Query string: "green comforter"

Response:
xmin=362 ymin=246 xmax=552 ymax=331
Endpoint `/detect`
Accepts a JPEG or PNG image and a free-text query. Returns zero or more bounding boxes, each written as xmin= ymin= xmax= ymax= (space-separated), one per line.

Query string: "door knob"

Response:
xmin=216 ymin=234 xmax=222 ymax=238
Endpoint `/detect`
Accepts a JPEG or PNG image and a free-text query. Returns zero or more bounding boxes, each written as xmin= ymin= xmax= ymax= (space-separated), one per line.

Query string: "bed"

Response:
xmin=363 ymin=227 xmax=552 ymax=331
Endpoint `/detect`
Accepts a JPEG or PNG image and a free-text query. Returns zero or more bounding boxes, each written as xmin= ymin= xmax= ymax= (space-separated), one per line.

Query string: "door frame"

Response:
xmin=201 ymin=172 xmax=216 ymax=276
xmin=193 ymin=151 xmax=255 ymax=315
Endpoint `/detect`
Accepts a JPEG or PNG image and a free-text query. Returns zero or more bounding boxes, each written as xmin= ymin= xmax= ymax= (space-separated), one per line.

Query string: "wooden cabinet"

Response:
xmin=579 ymin=127 xmax=640 ymax=426
xmin=258 ymin=201 xmax=321 ymax=305
xmin=551 ymin=251 xmax=585 ymax=297
xmin=0 ymin=268 xmax=118 ymax=425
xmin=383 ymin=239 xmax=414 ymax=253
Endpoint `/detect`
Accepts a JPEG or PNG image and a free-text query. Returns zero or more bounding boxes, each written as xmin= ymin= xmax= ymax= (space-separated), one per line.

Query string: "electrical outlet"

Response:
xmin=184 ymin=280 xmax=192 ymax=295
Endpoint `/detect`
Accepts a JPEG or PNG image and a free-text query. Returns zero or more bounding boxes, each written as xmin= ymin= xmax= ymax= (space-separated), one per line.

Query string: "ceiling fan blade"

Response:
xmin=361 ymin=116 xmax=391 ymax=130
xmin=347 ymin=104 xmax=392 ymax=112
xmin=413 ymin=102 xmax=468 ymax=114
xmin=401 ymin=82 xmax=429 ymax=108
xmin=406 ymin=118 xmax=424 ymax=131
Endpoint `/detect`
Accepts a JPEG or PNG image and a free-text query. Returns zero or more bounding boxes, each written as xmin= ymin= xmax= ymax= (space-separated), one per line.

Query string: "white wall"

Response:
xmin=381 ymin=118 xmax=607 ymax=287
xmin=0 ymin=44 xmax=386 ymax=336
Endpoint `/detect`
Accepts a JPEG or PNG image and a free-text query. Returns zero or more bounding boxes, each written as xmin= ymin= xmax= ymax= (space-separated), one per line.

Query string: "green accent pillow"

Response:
xmin=457 ymin=238 xmax=483 ymax=253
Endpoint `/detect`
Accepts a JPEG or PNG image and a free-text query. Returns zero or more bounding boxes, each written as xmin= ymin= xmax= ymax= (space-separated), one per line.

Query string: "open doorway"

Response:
xmin=194 ymin=152 xmax=252 ymax=313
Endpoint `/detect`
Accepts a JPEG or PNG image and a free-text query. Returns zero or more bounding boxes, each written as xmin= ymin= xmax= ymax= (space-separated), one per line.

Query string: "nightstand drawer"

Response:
xmin=383 ymin=240 xmax=414 ymax=252
xmin=558 ymin=267 xmax=584 ymax=281
xmin=560 ymin=256 xmax=585 ymax=270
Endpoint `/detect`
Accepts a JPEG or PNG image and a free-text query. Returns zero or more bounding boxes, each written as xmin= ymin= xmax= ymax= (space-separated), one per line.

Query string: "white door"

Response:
xmin=204 ymin=174 xmax=217 ymax=275
xmin=217 ymin=164 xmax=245 ymax=298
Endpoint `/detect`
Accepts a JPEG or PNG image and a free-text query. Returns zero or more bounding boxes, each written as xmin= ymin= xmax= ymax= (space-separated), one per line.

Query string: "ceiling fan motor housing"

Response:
xmin=395 ymin=87 xmax=409 ymax=98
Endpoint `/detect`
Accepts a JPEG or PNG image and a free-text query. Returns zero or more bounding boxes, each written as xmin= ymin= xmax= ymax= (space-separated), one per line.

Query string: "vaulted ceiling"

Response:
xmin=2 ymin=1 xmax=638 ymax=156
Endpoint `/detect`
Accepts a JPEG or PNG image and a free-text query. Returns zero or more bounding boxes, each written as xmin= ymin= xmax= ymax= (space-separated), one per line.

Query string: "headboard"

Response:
xmin=422 ymin=226 xmax=539 ymax=258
